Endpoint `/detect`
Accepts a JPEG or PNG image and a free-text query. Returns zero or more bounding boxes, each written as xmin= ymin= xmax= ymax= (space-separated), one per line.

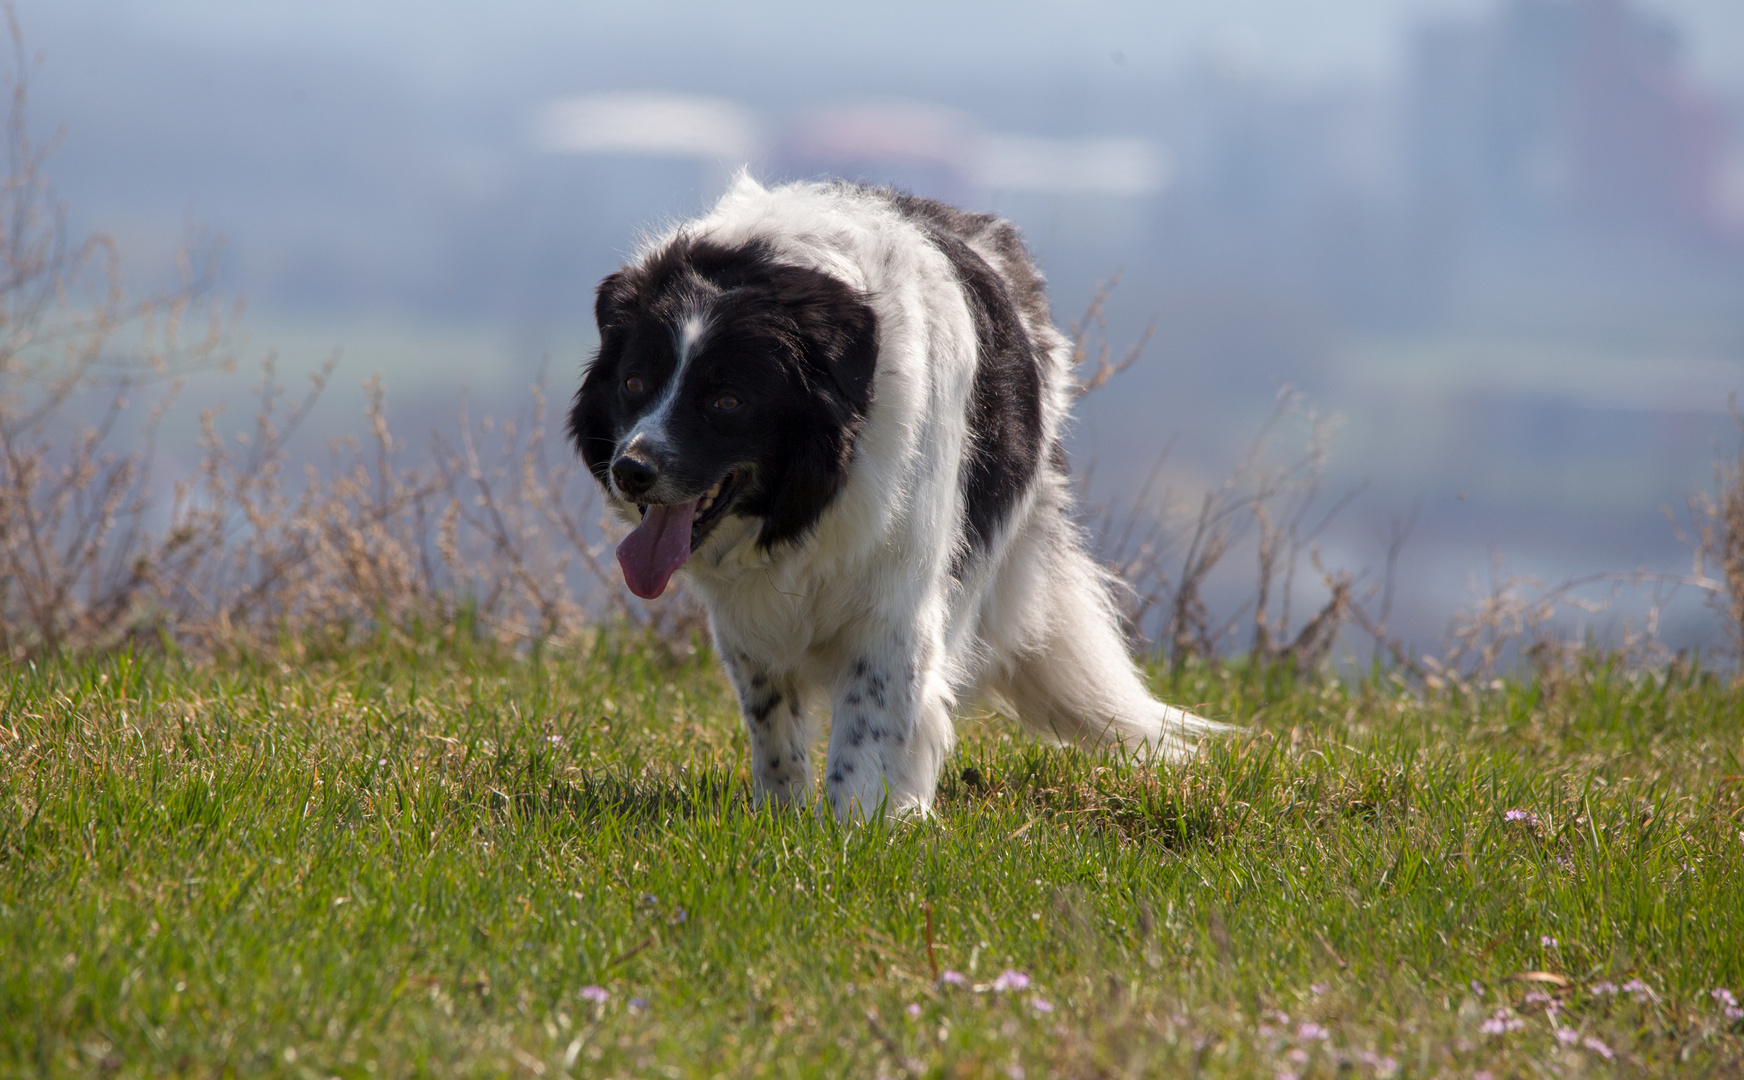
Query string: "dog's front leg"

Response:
xmin=823 ymin=640 xmax=951 ymax=821
xmin=722 ymin=654 xmax=815 ymax=808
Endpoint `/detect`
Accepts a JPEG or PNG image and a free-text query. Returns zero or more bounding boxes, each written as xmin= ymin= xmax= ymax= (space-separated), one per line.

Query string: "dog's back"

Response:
xmin=868 ymin=188 xmax=1223 ymax=758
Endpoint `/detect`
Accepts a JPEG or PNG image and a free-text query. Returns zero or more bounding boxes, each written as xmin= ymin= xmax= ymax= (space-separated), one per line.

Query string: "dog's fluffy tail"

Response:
xmin=986 ymin=542 xmax=1229 ymax=761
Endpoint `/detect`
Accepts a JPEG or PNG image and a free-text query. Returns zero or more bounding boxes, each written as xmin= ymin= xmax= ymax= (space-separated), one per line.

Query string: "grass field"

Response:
xmin=3 ymin=632 xmax=1742 ymax=1078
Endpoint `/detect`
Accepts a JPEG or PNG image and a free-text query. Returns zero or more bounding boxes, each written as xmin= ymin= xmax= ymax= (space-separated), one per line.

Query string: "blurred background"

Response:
xmin=18 ymin=0 xmax=1744 ymax=652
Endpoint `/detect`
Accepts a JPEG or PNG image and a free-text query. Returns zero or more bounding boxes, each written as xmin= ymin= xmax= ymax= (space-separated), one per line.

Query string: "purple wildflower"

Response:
xmin=906 ymin=1002 xmax=922 ymax=1019
xmin=1622 ymin=978 xmax=1658 ymax=1002
xmin=1554 ymin=1028 xmax=1579 ymax=1045
xmin=990 ymin=970 xmax=1031 ymax=993
xmin=1029 ymin=997 xmax=1054 ymax=1013
xmin=938 ymin=970 xmax=968 ymax=987
xmin=1582 ymin=1036 xmax=1615 ymax=1059
xmin=578 ymin=985 xmax=609 ymax=1004
xmin=1712 ymin=989 xmax=1744 ymax=1021
xmin=1296 ymin=1021 xmax=1330 ymax=1041
xmin=1504 ymin=809 xmax=1539 ymax=826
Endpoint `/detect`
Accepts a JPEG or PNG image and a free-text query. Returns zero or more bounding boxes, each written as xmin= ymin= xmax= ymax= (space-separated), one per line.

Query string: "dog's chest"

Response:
xmin=695 ymin=556 xmax=885 ymax=675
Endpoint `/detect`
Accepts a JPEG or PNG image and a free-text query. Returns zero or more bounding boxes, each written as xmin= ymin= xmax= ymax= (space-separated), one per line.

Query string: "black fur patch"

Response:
xmin=745 ymin=691 xmax=781 ymax=724
xmin=568 ymin=238 xmax=879 ymax=551
xmin=887 ymin=193 xmax=1045 ymax=568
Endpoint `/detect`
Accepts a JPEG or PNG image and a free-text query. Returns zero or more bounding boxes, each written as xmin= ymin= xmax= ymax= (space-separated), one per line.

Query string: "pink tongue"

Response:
xmin=616 ymin=500 xmax=699 ymax=599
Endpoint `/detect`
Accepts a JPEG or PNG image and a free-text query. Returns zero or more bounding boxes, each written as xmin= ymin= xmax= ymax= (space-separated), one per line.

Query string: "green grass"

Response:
xmin=3 ymin=633 xmax=1742 ymax=1078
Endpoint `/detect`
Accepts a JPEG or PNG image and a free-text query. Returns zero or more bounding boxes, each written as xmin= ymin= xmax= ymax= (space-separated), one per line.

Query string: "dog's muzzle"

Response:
xmin=610 ymin=452 xmax=659 ymax=500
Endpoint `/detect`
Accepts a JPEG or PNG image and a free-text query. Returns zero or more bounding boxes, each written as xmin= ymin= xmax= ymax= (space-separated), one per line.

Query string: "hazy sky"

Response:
xmin=25 ymin=0 xmax=1744 ymax=93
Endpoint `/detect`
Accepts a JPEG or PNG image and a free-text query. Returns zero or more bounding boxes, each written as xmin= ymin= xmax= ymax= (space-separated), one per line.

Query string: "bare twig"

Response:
xmin=1070 ymin=274 xmax=1155 ymax=398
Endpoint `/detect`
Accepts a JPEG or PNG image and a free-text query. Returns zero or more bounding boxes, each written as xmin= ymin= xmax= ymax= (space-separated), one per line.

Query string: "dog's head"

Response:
xmin=567 ymin=237 xmax=878 ymax=599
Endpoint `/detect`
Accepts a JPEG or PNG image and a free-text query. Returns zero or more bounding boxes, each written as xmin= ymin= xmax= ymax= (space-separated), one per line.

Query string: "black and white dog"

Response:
xmin=569 ymin=176 xmax=1223 ymax=820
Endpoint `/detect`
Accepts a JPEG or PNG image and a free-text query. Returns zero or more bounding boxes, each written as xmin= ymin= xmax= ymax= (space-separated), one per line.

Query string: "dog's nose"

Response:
xmin=611 ymin=453 xmax=659 ymax=499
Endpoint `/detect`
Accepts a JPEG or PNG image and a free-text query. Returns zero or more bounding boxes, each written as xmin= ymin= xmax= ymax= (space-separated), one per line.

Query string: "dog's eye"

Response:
xmin=623 ymin=375 xmax=645 ymax=394
xmin=713 ymin=392 xmax=741 ymax=411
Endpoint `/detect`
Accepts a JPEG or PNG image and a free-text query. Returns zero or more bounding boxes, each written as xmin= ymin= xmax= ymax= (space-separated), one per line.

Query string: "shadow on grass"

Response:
xmin=468 ymin=727 xmax=1262 ymax=848
xmin=483 ymin=768 xmax=749 ymax=830
xmin=935 ymin=741 xmax=1269 ymax=851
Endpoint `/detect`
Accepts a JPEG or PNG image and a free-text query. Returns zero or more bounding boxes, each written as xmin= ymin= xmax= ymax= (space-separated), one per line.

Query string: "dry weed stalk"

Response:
xmin=431 ymin=381 xmax=705 ymax=644
xmin=138 ymin=353 xmax=702 ymax=653
xmin=0 ymin=14 xmax=237 ymax=657
xmin=1157 ymin=394 xmax=1358 ymax=675
xmin=1406 ymin=406 xmax=1740 ymax=688
xmin=1684 ymin=398 xmax=1744 ymax=656
xmin=164 ymin=358 xmax=453 ymax=649
xmin=1071 ymin=282 xmax=1361 ymax=675
xmin=1068 ymin=282 xmax=1739 ymax=682
xmin=1352 ymin=501 xmax=1420 ymax=671
xmin=1433 ymin=557 xmax=1564 ymax=687
xmin=1070 ymin=274 xmax=1154 ymax=398
xmin=1370 ymin=549 xmax=1728 ymax=691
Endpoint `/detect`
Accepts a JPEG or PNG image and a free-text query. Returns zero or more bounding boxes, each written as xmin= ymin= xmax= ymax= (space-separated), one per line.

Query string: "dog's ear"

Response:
xmin=569 ymin=269 xmax=637 ymax=479
xmin=594 ymin=269 xmax=635 ymax=333
xmin=758 ymin=298 xmax=878 ymax=550
xmin=818 ymin=299 xmax=877 ymax=417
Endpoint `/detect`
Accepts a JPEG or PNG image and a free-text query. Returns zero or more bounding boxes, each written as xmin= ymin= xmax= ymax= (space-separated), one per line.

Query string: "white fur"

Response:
xmin=620 ymin=176 xmax=1225 ymax=820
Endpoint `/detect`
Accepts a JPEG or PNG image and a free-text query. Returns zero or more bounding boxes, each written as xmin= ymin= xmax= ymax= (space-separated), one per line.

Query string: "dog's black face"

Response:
xmin=568 ymin=238 xmax=877 ymax=597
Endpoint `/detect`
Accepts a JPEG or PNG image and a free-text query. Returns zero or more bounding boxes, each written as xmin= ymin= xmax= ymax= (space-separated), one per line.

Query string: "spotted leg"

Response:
xmin=823 ymin=637 xmax=952 ymax=821
xmin=722 ymin=654 xmax=815 ymax=808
